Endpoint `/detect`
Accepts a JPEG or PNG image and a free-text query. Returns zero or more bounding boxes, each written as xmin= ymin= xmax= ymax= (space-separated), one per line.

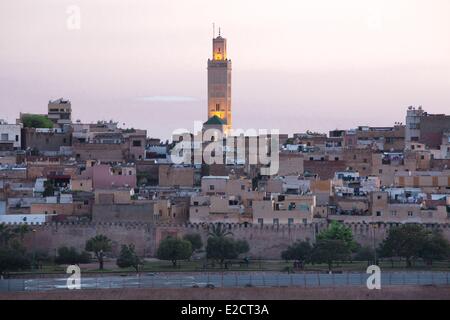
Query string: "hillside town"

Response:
xmin=2 ymin=7 xmax=450 ymax=303
xmin=1 ymin=100 xmax=449 ymax=227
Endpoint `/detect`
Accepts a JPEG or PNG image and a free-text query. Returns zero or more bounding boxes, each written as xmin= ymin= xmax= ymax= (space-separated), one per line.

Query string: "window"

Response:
xmin=288 ymin=218 xmax=294 ymax=225
xmin=63 ymin=138 xmax=67 ymax=143
xmin=133 ymin=140 xmax=142 ymax=147
xmin=273 ymin=218 xmax=279 ymax=225
xmin=335 ymin=157 xmax=339 ymax=161
xmin=241 ymin=185 xmax=245 ymax=190
xmin=1 ymin=133 xmax=8 ymax=141
xmin=209 ymin=185 xmax=215 ymax=190
xmin=420 ymin=155 xmax=425 ymax=160
xmin=215 ymin=104 xmax=220 ymax=111
xmin=391 ymin=210 xmax=397 ymax=216
xmin=258 ymin=218 xmax=263 ymax=225
xmin=379 ymin=169 xmax=383 ymax=174
xmin=302 ymin=219 xmax=307 ymax=224
xmin=15 ymin=135 xmax=19 ymax=142
xmin=408 ymin=211 xmax=413 ymax=217
xmin=376 ymin=211 xmax=381 ymax=216
xmin=377 ymin=195 xmax=382 ymax=200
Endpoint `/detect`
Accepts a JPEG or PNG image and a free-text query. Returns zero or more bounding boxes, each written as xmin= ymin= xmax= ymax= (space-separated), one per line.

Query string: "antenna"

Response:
xmin=218 ymin=27 xmax=221 ymax=36
xmin=213 ymin=22 xmax=215 ymax=38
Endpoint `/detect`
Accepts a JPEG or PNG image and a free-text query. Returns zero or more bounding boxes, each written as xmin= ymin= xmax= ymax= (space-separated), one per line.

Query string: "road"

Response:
xmin=1 ymin=271 xmax=449 ymax=292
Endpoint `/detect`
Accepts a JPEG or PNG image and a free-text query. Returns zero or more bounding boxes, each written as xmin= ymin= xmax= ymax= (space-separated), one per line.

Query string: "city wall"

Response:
xmin=20 ymin=222 xmax=450 ymax=259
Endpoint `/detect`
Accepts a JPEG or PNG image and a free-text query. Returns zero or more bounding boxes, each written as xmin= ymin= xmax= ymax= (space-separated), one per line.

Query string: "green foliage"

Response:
xmin=157 ymin=237 xmax=192 ymax=267
xmin=55 ymin=246 xmax=90 ymax=265
xmin=235 ymin=239 xmax=250 ymax=255
xmin=0 ymin=224 xmax=32 ymax=275
xmin=0 ymin=224 xmax=18 ymax=247
xmin=117 ymin=244 xmax=142 ymax=272
xmin=379 ymin=224 xmax=428 ymax=267
xmin=353 ymin=246 xmax=375 ymax=264
xmin=85 ymin=235 xmax=112 ymax=270
xmin=281 ymin=240 xmax=312 ymax=262
xmin=22 ymin=114 xmax=53 ymax=128
xmin=206 ymin=237 xmax=250 ymax=266
xmin=317 ymin=221 xmax=358 ymax=252
xmin=183 ymin=233 xmax=203 ymax=252
xmin=43 ymin=180 xmax=55 ymax=197
xmin=379 ymin=224 xmax=450 ymax=267
xmin=420 ymin=230 xmax=450 ymax=265
xmin=0 ymin=247 xmax=31 ymax=275
xmin=208 ymin=223 xmax=233 ymax=238
xmin=310 ymin=239 xmax=352 ymax=272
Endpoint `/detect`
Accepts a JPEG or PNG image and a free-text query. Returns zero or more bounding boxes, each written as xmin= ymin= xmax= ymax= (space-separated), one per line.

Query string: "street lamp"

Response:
xmin=372 ymin=224 xmax=377 ymax=265
xmin=32 ymin=229 xmax=36 ymax=270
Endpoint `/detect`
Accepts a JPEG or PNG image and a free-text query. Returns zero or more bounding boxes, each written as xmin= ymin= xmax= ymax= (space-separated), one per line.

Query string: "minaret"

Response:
xmin=207 ymin=29 xmax=232 ymax=132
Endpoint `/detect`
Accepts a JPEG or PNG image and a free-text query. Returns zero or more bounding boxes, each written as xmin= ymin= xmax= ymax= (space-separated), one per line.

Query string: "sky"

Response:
xmin=1 ymin=0 xmax=450 ymax=139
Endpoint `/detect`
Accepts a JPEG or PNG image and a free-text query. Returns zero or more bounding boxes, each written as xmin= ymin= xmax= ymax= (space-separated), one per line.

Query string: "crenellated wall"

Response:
xmin=19 ymin=221 xmax=450 ymax=259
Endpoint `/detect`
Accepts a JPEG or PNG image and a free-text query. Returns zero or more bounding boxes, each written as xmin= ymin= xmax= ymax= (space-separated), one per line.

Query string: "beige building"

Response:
xmin=94 ymin=188 xmax=134 ymax=205
xmin=158 ymin=165 xmax=195 ymax=187
xmin=252 ymin=194 xmax=316 ymax=225
xmin=394 ymin=171 xmax=450 ymax=192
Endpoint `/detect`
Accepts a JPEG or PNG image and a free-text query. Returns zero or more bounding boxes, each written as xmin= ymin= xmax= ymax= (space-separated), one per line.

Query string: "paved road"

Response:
xmin=1 ymin=271 xmax=449 ymax=292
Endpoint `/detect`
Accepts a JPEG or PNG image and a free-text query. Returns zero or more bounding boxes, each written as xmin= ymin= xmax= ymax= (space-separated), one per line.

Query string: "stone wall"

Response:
xmin=20 ymin=222 xmax=450 ymax=259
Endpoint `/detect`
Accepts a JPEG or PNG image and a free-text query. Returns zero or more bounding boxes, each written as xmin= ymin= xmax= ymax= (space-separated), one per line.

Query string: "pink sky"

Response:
xmin=1 ymin=0 xmax=450 ymax=139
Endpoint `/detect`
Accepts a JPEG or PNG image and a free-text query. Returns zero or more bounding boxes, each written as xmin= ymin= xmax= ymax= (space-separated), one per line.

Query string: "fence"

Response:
xmin=1 ymin=271 xmax=449 ymax=292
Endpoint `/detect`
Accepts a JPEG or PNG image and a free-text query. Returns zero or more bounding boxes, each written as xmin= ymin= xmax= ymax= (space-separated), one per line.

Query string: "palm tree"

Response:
xmin=208 ymin=223 xmax=233 ymax=238
xmin=13 ymin=225 xmax=31 ymax=242
xmin=85 ymin=234 xmax=112 ymax=270
xmin=0 ymin=224 xmax=15 ymax=247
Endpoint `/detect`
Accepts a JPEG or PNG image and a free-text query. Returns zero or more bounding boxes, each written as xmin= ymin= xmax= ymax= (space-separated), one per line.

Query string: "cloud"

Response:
xmin=135 ymin=95 xmax=199 ymax=103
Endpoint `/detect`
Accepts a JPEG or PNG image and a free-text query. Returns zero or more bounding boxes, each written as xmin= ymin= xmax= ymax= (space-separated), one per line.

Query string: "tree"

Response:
xmin=354 ymin=246 xmax=375 ymax=266
xmin=0 ymin=247 xmax=31 ymax=277
xmin=235 ymin=239 xmax=250 ymax=256
xmin=12 ymin=225 xmax=31 ymax=242
xmin=85 ymin=235 xmax=112 ymax=270
xmin=206 ymin=237 xmax=249 ymax=267
xmin=117 ymin=244 xmax=142 ymax=272
xmin=183 ymin=233 xmax=203 ymax=252
xmin=378 ymin=224 xmax=429 ymax=267
xmin=22 ymin=114 xmax=53 ymax=128
xmin=43 ymin=180 xmax=55 ymax=197
xmin=310 ymin=239 xmax=351 ymax=272
xmin=208 ymin=223 xmax=233 ymax=238
xmin=419 ymin=230 xmax=450 ymax=266
xmin=55 ymin=246 xmax=90 ymax=265
xmin=317 ymin=221 xmax=358 ymax=252
xmin=157 ymin=237 xmax=192 ymax=267
xmin=0 ymin=224 xmax=16 ymax=247
xmin=206 ymin=237 xmax=238 ymax=267
xmin=281 ymin=240 xmax=312 ymax=263
xmin=0 ymin=224 xmax=32 ymax=277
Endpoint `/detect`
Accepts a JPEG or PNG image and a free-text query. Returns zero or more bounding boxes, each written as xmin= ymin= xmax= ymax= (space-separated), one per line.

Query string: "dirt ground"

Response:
xmin=1 ymin=285 xmax=450 ymax=300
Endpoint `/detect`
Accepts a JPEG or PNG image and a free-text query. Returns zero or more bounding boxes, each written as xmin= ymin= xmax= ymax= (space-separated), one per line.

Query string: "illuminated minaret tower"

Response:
xmin=207 ymin=28 xmax=232 ymax=132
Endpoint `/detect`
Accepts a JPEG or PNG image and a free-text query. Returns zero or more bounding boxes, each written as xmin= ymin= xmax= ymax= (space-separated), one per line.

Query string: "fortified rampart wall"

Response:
xmin=19 ymin=222 xmax=450 ymax=259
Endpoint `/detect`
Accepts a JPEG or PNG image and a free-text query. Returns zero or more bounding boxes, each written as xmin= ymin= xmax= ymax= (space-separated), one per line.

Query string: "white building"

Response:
xmin=0 ymin=120 xmax=21 ymax=149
